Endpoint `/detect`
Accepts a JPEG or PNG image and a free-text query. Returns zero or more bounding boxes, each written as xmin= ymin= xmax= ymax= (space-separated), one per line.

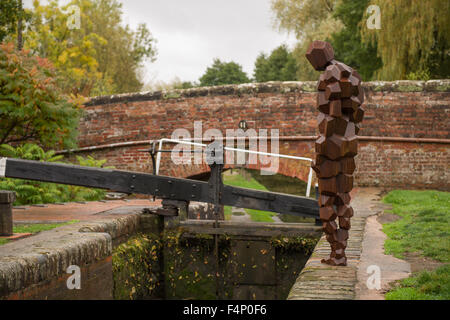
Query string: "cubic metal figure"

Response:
xmin=306 ymin=40 xmax=365 ymax=266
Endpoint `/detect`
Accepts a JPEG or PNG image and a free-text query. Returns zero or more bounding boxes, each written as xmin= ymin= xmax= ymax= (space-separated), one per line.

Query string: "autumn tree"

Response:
xmin=21 ymin=0 xmax=157 ymax=96
xmin=361 ymin=0 xmax=450 ymax=80
xmin=0 ymin=43 xmax=81 ymax=149
xmin=271 ymin=0 xmax=342 ymax=80
xmin=253 ymin=45 xmax=298 ymax=82
xmin=199 ymin=59 xmax=250 ymax=87
xmin=0 ymin=0 xmax=30 ymax=49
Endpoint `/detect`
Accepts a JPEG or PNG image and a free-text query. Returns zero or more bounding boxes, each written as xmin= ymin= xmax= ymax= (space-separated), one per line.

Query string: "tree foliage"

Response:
xmin=361 ymin=0 xmax=450 ymax=80
xmin=253 ymin=45 xmax=298 ymax=82
xmin=0 ymin=42 xmax=81 ymax=148
xmin=271 ymin=0 xmax=343 ymax=80
xmin=199 ymin=59 xmax=250 ymax=87
xmin=329 ymin=0 xmax=382 ymax=81
xmin=0 ymin=0 xmax=23 ymax=43
xmin=17 ymin=0 xmax=157 ymax=96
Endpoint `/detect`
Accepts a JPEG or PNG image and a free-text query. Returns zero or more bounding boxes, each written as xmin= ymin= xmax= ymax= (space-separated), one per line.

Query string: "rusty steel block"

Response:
xmin=340 ymin=157 xmax=356 ymax=175
xmin=351 ymin=107 xmax=365 ymax=124
xmin=317 ymin=73 xmax=328 ymax=91
xmin=318 ymin=176 xmax=337 ymax=195
xmin=313 ymin=157 xmax=340 ymax=178
xmin=335 ymin=62 xmax=352 ymax=78
xmin=342 ymin=96 xmax=361 ymax=113
xmin=345 ymin=135 xmax=358 ymax=157
xmin=352 ymin=69 xmax=362 ymax=81
xmin=339 ymin=76 xmax=359 ymax=98
xmin=336 ymin=174 xmax=354 ymax=193
xmin=337 ymin=204 xmax=354 ymax=218
xmin=329 ymin=237 xmax=347 ymax=250
xmin=336 ymin=229 xmax=349 ymax=242
xmin=317 ymin=91 xmax=330 ymax=114
xmin=357 ymin=87 xmax=365 ymax=105
xmin=339 ymin=216 xmax=351 ymax=230
xmin=329 ymin=100 xmax=342 ymax=117
xmin=318 ymin=194 xmax=335 ymax=207
xmin=315 ymin=134 xmax=349 ymax=160
xmin=344 ymin=121 xmax=357 ymax=137
xmin=325 ymin=82 xmax=342 ymax=100
xmin=333 ymin=248 xmax=346 ymax=259
xmin=307 ymin=40 xmax=364 ymax=267
xmin=318 ymin=113 xmax=349 ymax=137
xmin=335 ymin=192 xmax=351 ymax=206
xmin=322 ymin=220 xmax=338 ymax=234
xmin=326 ymin=232 xmax=338 ymax=243
xmin=320 ymin=206 xmax=337 ymax=221
xmin=305 ymin=40 xmax=335 ymax=71
xmin=349 ymin=75 xmax=360 ymax=94
xmin=323 ymin=64 xmax=342 ymax=83
xmin=339 ymin=78 xmax=353 ymax=98
xmin=321 ymin=256 xmax=347 ymax=266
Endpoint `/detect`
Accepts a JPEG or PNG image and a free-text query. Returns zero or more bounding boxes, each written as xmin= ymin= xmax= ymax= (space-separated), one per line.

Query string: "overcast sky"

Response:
xmin=24 ymin=0 xmax=297 ymax=85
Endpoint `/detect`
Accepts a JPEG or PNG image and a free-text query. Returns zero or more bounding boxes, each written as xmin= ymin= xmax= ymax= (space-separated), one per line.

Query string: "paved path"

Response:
xmin=12 ymin=199 xmax=161 ymax=223
xmin=289 ymin=187 xmax=411 ymax=300
xmin=355 ymin=189 xmax=411 ymax=299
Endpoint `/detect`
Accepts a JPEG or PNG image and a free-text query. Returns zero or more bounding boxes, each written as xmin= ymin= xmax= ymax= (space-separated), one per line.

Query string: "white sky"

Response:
xmin=24 ymin=0 xmax=297 ymax=84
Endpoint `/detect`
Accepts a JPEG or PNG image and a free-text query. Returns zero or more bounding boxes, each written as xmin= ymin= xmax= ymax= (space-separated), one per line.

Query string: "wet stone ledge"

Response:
xmin=287 ymin=217 xmax=366 ymax=300
xmin=0 ymin=213 xmax=161 ymax=299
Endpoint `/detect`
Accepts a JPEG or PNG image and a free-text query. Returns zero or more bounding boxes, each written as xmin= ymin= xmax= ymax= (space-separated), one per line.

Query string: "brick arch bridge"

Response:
xmin=61 ymin=80 xmax=450 ymax=190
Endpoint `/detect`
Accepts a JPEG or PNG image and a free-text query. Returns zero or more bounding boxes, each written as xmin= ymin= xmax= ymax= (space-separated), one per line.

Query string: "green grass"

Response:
xmin=223 ymin=172 xmax=276 ymax=222
xmin=248 ymin=169 xmax=315 ymax=223
xmin=381 ymin=190 xmax=450 ymax=300
xmin=223 ymin=172 xmax=269 ymax=192
xmin=224 ymin=206 xmax=232 ymax=221
xmin=386 ymin=264 xmax=450 ymax=300
xmin=0 ymin=220 xmax=79 ymax=246
xmin=382 ymin=190 xmax=450 ymax=262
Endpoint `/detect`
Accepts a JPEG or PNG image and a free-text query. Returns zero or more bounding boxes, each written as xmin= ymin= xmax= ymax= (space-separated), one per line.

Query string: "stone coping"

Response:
xmin=0 ymin=213 xmax=154 ymax=297
xmin=85 ymin=80 xmax=450 ymax=106
xmin=287 ymin=217 xmax=366 ymax=300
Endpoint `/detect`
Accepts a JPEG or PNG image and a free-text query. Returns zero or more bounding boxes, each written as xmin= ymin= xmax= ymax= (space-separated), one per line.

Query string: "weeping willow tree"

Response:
xmin=361 ymin=0 xmax=450 ymax=80
xmin=271 ymin=0 xmax=343 ymax=80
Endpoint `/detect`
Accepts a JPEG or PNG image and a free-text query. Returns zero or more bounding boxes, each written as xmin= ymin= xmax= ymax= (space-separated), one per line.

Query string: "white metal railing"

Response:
xmin=154 ymin=138 xmax=314 ymax=197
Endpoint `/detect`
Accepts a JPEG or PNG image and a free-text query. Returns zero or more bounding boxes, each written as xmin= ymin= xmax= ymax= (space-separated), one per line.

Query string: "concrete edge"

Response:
xmin=287 ymin=217 xmax=367 ymax=300
xmin=0 ymin=212 xmax=154 ymax=297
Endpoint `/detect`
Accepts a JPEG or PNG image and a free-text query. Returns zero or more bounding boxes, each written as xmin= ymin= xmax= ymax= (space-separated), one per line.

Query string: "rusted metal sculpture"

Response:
xmin=306 ymin=40 xmax=364 ymax=266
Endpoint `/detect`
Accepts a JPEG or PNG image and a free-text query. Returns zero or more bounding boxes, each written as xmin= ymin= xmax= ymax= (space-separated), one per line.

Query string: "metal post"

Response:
xmin=0 ymin=191 xmax=15 ymax=236
xmin=306 ymin=167 xmax=313 ymax=197
xmin=206 ymin=142 xmax=224 ymax=299
xmin=314 ymin=184 xmax=321 ymax=226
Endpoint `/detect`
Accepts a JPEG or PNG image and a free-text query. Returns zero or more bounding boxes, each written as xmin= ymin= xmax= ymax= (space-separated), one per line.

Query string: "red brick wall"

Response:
xmin=5 ymin=257 xmax=113 ymax=300
xmin=68 ymin=81 xmax=449 ymax=190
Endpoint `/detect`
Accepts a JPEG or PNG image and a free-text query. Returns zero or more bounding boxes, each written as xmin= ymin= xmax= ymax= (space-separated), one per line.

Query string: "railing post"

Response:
xmin=0 ymin=191 xmax=15 ymax=236
xmin=314 ymin=184 xmax=321 ymax=226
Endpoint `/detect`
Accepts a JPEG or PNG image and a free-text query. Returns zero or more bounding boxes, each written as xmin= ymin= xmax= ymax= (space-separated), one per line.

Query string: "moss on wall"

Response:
xmin=112 ymin=227 xmax=320 ymax=300
xmin=112 ymin=233 xmax=163 ymax=300
xmin=163 ymin=229 xmax=233 ymax=299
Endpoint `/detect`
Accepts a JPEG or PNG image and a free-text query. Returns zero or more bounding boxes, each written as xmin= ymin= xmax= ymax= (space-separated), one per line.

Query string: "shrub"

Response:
xmin=0 ymin=42 xmax=81 ymax=149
